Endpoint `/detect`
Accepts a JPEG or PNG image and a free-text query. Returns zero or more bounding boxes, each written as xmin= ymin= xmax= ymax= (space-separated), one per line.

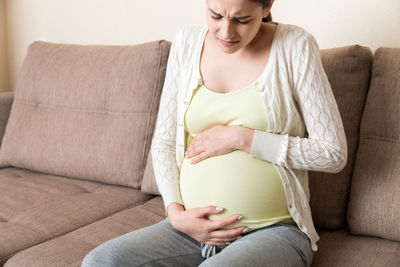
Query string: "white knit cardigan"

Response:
xmin=150 ymin=22 xmax=348 ymax=252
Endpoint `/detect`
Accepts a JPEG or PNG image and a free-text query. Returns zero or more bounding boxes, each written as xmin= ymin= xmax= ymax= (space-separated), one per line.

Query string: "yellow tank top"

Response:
xmin=179 ymin=83 xmax=295 ymax=232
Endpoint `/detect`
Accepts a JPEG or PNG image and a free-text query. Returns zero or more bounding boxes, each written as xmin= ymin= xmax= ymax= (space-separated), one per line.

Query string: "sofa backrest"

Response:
xmin=0 ymin=41 xmax=170 ymax=189
xmin=141 ymin=44 xmax=374 ymax=232
xmin=347 ymin=47 xmax=400 ymax=241
xmin=0 ymin=92 xmax=13 ymax=150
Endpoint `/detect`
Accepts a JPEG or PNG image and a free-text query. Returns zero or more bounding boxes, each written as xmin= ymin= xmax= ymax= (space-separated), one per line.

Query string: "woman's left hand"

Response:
xmin=185 ymin=125 xmax=253 ymax=164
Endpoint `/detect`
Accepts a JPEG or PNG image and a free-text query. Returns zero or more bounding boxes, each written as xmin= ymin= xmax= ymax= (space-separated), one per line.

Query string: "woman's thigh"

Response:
xmin=199 ymin=222 xmax=314 ymax=267
xmin=81 ymin=217 xmax=204 ymax=267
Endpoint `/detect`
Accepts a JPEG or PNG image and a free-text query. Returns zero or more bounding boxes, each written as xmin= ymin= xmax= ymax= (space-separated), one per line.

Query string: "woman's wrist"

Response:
xmin=234 ymin=126 xmax=255 ymax=154
xmin=167 ymin=203 xmax=184 ymax=229
xmin=167 ymin=202 xmax=184 ymax=217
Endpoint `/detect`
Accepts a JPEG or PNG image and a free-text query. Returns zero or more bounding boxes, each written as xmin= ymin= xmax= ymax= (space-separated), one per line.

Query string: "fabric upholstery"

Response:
xmin=312 ymin=228 xmax=400 ymax=267
xmin=0 ymin=167 xmax=152 ymax=265
xmin=0 ymin=41 xmax=170 ymax=188
xmin=4 ymin=197 xmax=165 ymax=267
xmin=347 ymin=47 xmax=400 ymax=241
xmin=5 ymin=196 xmax=400 ymax=267
xmin=0 ymin=92 xmax=13 ymax=150
xmin=141 ymin=146 xmax=160 ymax=195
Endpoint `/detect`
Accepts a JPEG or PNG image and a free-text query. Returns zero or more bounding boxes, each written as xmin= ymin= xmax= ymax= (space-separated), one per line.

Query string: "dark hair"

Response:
xmin=250 ymin=0 xmax=273 ymax=23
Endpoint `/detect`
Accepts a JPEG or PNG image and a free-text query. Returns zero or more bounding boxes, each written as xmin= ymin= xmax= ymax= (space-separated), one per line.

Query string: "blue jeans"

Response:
xmin=81 ymin=217 xmax=314 ymax=267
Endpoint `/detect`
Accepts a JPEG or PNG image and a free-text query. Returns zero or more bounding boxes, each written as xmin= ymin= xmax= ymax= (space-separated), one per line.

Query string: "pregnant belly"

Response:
xmin=179 ymin=150 xmax=293 ymax=231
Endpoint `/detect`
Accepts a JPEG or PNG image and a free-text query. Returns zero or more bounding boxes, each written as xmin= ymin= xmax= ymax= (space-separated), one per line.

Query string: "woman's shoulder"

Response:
xmin=278 ymin=22 xmax=315 ymax=44
xmin=172 ymin=24 xmax=207 ymax=46
xmin=169 ymin=24 xmax=207 ymax=63
xmin=276 ymin=22 xmax=320 ymax=56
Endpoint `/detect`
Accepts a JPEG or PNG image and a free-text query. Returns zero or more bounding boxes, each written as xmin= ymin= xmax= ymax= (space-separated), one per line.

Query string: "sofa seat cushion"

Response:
xmin=0 ymin=40 xmax=170 ymax=189
xmin=5 ymin=197 xmax=400 ymax=267
xmin=0 ymin=167 xmax=152 ymax=265
xmin=4 ymin=197 xmax=165 ymax=267
xmin=312 ymin=228 xmax=400 ymax=267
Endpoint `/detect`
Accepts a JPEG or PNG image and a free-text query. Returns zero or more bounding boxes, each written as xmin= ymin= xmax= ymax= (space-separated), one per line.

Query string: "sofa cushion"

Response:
xmin=3 ymin=197 xmax=165 ymax=267
xmin=347 ymin=47 xmax=400 ymax=241
xmin=141 ymin=147 xmax=160 ymax=195
xmin=141 ymin=44 xmax=374 ymax=230
xmin=312 ymin=228 xmax=400 ymax=267
xmin=6 ymin=196 xmax=400 ymax=267
xmin=0 ymin=92 xmax=13 ymax=149
xmin=0 ymin=40 xmax=170 ymax=188
xmin=0 ymin=167 xmax=152 ymax=265
xmin=308 ymin=45 xmax=373 ymax=229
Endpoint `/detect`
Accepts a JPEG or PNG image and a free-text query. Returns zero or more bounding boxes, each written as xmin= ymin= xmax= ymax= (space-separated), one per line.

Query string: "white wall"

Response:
xmin=273 ymin=0 xmax=400 ymax=52
xmin=5 ymin=0 xmax=400 ymax=91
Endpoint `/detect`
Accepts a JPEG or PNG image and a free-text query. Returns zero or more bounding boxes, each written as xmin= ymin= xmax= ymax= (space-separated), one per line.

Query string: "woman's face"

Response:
xmin=205 ymin=0 xmax=272 ymax=54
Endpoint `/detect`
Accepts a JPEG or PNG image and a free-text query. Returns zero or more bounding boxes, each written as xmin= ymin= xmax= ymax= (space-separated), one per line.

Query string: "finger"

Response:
xmin=197 ymin=205 xmax=225 ymax=218
xmin=186 ymin=144 xmax=200 ymax=158
xmin=207 ymin=213 xmax=244 ymax=230
xmin=208 ymin=235 xmax=242 ymax=243
xmin=206 ymin=232 xmax=245 ymax=246
xmin=190 ymin=151 xmax=208 ymax=164
xmin=204 ymin=240 xmax=231 ymax=246
xmin=209 ymin=226 xmax=248 ymax=240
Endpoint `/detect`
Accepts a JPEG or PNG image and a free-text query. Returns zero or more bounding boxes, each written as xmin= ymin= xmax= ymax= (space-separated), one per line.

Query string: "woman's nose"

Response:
xmin=220 ymin=19 xmax=235 ymax=40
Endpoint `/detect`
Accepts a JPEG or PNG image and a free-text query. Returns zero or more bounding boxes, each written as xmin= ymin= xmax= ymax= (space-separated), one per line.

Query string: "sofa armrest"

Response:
xmin=0 ymin=91 xmax=14 ymax=149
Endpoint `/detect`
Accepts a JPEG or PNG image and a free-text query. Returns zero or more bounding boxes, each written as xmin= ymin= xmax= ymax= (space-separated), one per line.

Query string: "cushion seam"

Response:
xmin=361 ymin=135 xmax=398 ymax=143
xmin=13 ymin=99 xmax=149 ymax=115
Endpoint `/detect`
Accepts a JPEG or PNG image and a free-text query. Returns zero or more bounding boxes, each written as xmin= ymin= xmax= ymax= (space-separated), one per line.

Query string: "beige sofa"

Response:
xmin=0 ymin=39 xmax=399 ymax=267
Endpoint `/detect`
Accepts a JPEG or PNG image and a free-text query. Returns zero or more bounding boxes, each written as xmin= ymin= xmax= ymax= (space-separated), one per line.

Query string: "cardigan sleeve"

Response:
xmin=250 ymin=33 xmax=348 ymax=173
xmin=150 ymin=29 xmax=185 ymax=216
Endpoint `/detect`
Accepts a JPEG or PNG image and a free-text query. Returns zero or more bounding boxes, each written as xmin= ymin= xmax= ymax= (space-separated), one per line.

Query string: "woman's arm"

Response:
xmin=151 ymin=29 xmax=186 ymax=216
xmin=245 ymin=33 xmax=347 ymax=173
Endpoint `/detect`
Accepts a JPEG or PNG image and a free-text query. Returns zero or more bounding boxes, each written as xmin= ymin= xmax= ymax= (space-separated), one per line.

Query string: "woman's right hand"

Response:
xmin=167 ymin=203 xmax=248 ymax=246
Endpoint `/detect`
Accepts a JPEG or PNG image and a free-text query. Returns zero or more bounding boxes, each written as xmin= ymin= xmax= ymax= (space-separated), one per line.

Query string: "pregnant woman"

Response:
xmin=82 ymin=0 xmax=347 ymax=266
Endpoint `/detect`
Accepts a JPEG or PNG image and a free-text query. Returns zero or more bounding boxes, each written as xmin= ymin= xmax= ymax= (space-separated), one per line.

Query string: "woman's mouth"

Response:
xmin=219 ymin=38 xmax=239 ymax=47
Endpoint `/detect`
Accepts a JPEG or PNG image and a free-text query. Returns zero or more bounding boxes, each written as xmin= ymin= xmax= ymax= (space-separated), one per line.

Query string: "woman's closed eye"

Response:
xmin=211 ymin=15 xmax=223 ymax=20
xmin=236 ymin=19 xmax=251 ymax=24
xmin=211 ymin=16 xmax=251 ymax=24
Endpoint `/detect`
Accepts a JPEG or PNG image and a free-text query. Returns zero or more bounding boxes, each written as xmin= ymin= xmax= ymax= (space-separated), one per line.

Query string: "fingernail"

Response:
xmin=237 ymin=215 xmax=243 ymax=221
xmin=215 ymin=207 xmax=224 ymax=211
xmin=225 ymin=242 xmax=231 ymax=245
xmin=242 ymin=228 xmax=248 ymax=233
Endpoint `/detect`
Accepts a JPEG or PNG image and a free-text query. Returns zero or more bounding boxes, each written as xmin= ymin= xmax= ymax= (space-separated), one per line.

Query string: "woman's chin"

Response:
xmin=218 ymin=41 xmax=241 ymax=54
